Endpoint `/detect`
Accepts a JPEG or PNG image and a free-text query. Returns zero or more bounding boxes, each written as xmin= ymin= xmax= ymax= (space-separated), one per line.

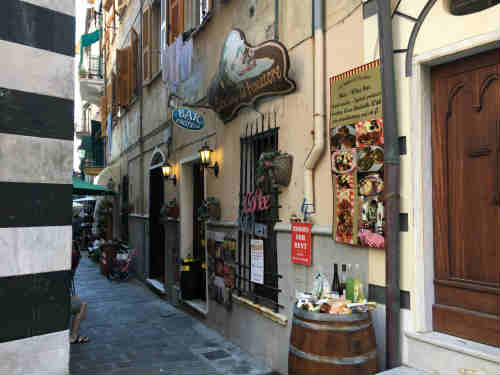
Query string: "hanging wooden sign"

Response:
xmin=208 ymin=29 xmax=296 ymax=123
xmin=449 ymin=0 xmax=499 ymax=15
xmin=329 ymin=60 xmax=385 ymax=249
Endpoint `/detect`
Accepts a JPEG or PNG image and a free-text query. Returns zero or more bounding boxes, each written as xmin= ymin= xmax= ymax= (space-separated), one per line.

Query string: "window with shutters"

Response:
xmin=130 ymin=29 xmax=139 ymax=97
xmin=117 ymin=48 xmax=130 ymax=106
xmin=142 ymin=6 xmax=152 ymax=81
xmin=100 ymin=95 xmax=108 ymax=137
xmin=151 ymin=2 xmax=161 ymax=76
xmin=103 ymin=0 xmax=113 ymax=12
xmin=168 ymin=0 xmax=184 ymax=45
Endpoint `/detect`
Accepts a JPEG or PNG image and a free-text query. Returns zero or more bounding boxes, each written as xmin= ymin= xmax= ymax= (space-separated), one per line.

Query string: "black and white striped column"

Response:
xmin=0 ymin=1 xmax=75 ymax=373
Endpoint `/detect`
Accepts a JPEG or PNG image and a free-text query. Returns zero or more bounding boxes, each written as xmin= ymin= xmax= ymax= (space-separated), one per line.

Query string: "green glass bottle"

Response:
xmin=345 ymin=264 xmax=354 ymax=302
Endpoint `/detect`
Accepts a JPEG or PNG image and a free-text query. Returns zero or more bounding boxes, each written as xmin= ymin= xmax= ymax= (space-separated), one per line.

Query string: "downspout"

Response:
xmin=376 ymin=0 xmax=401 ymax=369
xmin=274 ymin=0 xmax=279 ymax=40
xmin=139 ymin=0 xmax=145 ymax=215
xmin=304 ymin=0 xmax=326 ymax=218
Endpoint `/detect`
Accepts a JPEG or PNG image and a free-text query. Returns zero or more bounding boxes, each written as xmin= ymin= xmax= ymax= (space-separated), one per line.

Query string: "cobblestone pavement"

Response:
xmin=70 ymin=254 xmax=272 ymax=375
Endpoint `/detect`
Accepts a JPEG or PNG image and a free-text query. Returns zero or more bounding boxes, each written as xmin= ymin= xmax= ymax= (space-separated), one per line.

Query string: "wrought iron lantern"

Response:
xmin=199 ymin=142 xmax=219 ymax=177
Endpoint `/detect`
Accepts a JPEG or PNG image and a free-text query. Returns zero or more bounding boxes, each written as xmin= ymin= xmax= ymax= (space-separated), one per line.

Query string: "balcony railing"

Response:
xmin=80 ymin=55 xmax=103 ymax=79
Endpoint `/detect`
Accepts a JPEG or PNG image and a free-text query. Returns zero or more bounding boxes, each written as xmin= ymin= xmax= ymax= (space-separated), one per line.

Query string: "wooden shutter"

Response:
xmin=142 ymin=6 xmax=152 ymax=81
xmin=117 ymin=48 xmax=129 ymax=106
xmin=100 ymin=95 xmax=107 ymax=137
xmin=103 ymin=0 xmax=113 ymax=12
xmin=130 ymin=29 xmax=138 ymax=98
xmin=106 ymin=79 xmax=113 ymax=114
xmin=169 ymin=0 xmax=183 ymax=45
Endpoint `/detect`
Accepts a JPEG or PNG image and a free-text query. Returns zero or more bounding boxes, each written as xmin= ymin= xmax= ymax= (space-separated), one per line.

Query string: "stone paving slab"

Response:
xmin=70 ymin=254 xmax=272 ymax=375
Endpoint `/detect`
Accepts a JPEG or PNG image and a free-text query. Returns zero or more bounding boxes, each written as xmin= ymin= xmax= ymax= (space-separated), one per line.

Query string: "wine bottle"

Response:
xmin=340 ymin=264 xmax=347 ymax=298
xmin=332 ymin=263 xmax=341 ymax=297
xmin=345 ymin=264 xmax=354 ymax=302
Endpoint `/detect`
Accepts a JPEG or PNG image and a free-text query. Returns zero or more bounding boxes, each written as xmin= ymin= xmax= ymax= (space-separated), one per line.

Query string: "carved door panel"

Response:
xmin=432 ymin=49 xmax=499 ymax=347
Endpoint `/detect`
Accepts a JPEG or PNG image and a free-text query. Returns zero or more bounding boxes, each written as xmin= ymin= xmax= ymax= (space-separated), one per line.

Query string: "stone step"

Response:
xmin=377 ymin=366 xmax=430 ymax=374
xmin=406 ymin=331 xmax=500 ymax=375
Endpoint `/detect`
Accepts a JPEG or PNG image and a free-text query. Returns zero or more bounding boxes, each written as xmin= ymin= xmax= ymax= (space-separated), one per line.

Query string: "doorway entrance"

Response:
xmin=431 ymin=48 xmax=499 ymax=347
xmin=179 ymin=156 xmax=207 ymax=314
xmin=149 ymin=166 xmax=165 ymax=285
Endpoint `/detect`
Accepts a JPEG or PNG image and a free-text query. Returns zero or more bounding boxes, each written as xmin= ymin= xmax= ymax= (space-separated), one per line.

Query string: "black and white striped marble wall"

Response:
xmin=0 ymin=0 xmax=74 ymax=373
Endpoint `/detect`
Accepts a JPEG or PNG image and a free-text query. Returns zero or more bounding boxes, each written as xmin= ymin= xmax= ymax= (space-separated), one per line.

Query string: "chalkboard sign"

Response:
xmin=449 ymin=0 xmax=499 ymax=15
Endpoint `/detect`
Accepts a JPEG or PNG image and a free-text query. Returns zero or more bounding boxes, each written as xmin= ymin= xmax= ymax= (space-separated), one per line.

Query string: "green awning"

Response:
xmin=72 ymin=177 xmax=116 ymax=196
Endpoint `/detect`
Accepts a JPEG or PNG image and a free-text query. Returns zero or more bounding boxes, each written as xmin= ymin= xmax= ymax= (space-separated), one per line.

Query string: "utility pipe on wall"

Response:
xmin=304 ymin=0 xmax=326 ymax=218
xmin=376 ymin=0 xmax=401 ymax=369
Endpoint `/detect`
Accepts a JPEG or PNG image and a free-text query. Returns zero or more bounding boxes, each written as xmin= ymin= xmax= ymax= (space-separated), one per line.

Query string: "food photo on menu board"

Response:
xmin=329 ymin=60 xmax=385 ymax=249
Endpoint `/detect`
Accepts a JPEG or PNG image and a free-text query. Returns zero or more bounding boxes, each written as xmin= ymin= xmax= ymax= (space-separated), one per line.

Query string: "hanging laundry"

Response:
xmin=107 ymin=113 xmax=112 ymax=160
xmin=180 ymin=37 xmax=193 ymax=81
xmin=79 ymin=29 xmax=101 ymax=66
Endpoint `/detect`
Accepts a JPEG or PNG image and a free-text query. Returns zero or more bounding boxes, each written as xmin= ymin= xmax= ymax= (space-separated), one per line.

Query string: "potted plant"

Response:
xmin=121 ymin=202 xmax=133 ymax=215
xmin=256 ymin=151 xmax=293 ymax=188
xmin=197 ymin=197 xmax=221 ymax=221
xmin=163 ymin=199 xmax=179 ymax=218
xmin=79 ymin=67 xmax=89 ymax=78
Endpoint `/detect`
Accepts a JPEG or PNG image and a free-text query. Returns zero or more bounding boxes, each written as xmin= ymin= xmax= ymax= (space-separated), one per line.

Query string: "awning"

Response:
xmin=73 ymin=196 xmax=97 ymax=202
xmin=72 ymin=177 xmax=116 ymax=196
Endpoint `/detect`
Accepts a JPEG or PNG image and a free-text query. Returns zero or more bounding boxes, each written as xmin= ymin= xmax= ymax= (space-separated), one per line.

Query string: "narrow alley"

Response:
xmin=70 ymin=253 xmax=273 ymax=375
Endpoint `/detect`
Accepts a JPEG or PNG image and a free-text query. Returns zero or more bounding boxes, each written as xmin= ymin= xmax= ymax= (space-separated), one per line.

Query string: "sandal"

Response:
xmin=71 ymin=335 xmax=89 ymax=344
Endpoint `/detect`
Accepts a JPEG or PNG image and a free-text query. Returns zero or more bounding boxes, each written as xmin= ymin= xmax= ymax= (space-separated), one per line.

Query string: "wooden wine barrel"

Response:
xmin=289 ymin=305 xmax=377 ymax=375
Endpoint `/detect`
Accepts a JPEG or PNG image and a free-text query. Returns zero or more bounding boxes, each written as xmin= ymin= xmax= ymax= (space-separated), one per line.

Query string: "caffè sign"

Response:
xmin=449 ymin=0 xmax=499 ymax=15
xmin=208 ymin=29 xmax=296 ymax=123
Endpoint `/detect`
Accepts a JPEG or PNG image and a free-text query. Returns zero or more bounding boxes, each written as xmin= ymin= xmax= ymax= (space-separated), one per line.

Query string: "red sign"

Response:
xmin=291 ymin=222 xmax=312 ymax=266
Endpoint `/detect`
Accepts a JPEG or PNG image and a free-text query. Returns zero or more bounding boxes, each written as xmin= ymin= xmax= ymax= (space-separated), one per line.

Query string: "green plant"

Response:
xmin=256 ymin=152 xmax=281 ymax=186
xmin=197 ymin=197 xmax=220 ymax=221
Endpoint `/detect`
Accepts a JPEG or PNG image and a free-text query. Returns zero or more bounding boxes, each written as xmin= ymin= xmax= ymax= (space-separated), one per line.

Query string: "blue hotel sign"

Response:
xmin=172 ymin=107 xmax=205 ymax=130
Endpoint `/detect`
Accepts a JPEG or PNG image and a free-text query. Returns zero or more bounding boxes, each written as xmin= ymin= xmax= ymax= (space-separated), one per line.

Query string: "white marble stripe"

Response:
xmin=20 ymin=0 xmax=75 ymax=17
xmin=0 ymin=226 xmax=71 ymax=278
xmin=0 ymin=40 xmax=74 ymax=100
xmin=0 ymin=330 xmax=69 ymax=375
xmin=0 ymin=134 xmax=73 ymax=185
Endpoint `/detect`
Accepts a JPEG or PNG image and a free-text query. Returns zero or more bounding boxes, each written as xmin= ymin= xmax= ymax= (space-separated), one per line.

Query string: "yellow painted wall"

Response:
xmin=363 ymin=0 xmax=500 ymax=295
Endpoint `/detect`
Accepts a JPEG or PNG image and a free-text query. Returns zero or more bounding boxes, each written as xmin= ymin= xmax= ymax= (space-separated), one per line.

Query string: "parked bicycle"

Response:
xmin=108 ymin=245 xmax=138 ymax=282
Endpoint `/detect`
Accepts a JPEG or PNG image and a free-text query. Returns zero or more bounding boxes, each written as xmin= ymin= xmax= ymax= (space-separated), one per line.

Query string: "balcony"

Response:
xmin=79 ymin=55 xmax=104 ymax=106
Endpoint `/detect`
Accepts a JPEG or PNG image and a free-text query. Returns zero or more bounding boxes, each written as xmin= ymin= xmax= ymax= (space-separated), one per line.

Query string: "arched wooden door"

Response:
xmin=431 ymin=49 xmax=499 ymax=347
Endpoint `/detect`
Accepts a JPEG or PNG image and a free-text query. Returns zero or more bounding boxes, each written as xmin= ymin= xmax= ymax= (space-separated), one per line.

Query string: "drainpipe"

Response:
xmin=139 ymin=0 xmax=145 ymax=214
xmin=376 ymin=0 xmax=401 ymax=369
xmin=304 ymin=0 xmax=326 ymax=219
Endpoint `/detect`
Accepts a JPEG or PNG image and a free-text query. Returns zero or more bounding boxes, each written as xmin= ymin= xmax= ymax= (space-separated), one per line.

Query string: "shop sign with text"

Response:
xmin=172 ymin=107 xmax=205 ymax=130
xmin=291 ymin=222 xmax=312 ymax=266
xmin=208 ymin=29 xmax=296 ymax=123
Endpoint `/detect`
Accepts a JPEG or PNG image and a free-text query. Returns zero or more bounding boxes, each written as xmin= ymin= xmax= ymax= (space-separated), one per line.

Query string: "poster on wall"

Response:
xmin=250 ymin=239 xmax=264 ymax=284
xmin=206 ymin=231 xmax=237 ymax=308
xmin=291 ymin=222 xmax=312 ymax=266
xmin=329 ymin=60 xmax=385 ymax=249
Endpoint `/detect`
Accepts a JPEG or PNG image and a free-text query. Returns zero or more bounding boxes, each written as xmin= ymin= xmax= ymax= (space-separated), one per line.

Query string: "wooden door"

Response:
xmin=432 ymin=49 xmax=499 ymax=347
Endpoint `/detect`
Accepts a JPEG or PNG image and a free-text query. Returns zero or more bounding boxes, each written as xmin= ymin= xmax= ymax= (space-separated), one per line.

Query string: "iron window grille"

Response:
xmin=235 ymin=112 xmax=283 ymax=312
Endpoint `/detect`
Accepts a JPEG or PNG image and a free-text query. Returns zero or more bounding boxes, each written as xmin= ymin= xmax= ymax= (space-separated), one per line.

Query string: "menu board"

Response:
xmin=329 ymin=60 xmax=385 ymax=249
xmin=207 ymin=231 xmax=237 ymax=308
xmin=250 ymin=239 xmax=264 ymax=284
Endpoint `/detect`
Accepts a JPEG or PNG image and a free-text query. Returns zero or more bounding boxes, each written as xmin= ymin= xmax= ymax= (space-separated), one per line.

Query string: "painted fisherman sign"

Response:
xmin=208 ymin=29 xmax=296 ymax=123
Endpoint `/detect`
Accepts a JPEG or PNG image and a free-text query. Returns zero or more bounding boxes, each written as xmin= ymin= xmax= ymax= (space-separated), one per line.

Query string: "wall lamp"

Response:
xmin=162 ymin=162 xmax=177 ymax=185
xmin=199 ymin=142 xmax=219 ymax=177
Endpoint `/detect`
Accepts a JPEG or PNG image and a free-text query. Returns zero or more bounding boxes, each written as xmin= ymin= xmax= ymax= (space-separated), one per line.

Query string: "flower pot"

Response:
xmin=207 ymin=203 xmax=221 ymax=220
xmin=271 ymin=153 xmax=293 ymax=187
xmin=167 ymin=206 xmax=179 ymax=218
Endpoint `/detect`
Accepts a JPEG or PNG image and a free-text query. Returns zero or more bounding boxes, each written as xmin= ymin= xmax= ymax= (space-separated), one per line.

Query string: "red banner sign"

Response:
xmin=291 ymin=222 xmax=312 ymax=266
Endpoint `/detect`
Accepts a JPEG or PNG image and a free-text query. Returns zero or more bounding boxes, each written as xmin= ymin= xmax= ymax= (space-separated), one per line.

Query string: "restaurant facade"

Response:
xmin=90 ymin=0 xmax=499 ymax=373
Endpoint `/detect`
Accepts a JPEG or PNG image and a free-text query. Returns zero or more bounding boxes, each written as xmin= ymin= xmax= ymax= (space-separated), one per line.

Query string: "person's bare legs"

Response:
xmin=70 ymin=302 xmax=87 ymax=343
